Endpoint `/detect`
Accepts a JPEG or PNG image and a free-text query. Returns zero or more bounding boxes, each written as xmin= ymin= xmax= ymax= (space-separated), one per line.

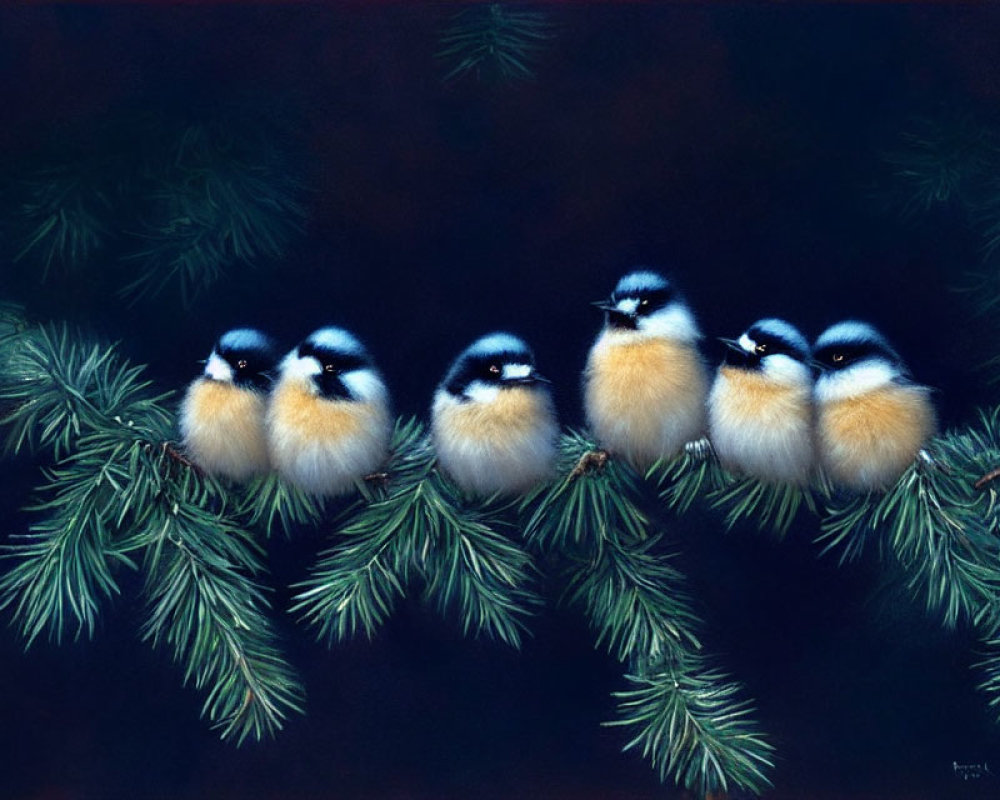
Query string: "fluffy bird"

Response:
xmin=708 ymin=318 xmax=815 ymax=484
xmin=813 ymin=321 xmax=936 ymax=492
xmin=266 ymin=327 xmax=392 ymax=496
xmin=179 ymin=328 xmax=278 ymax=482
xmin=431 ymin=332 xmax=559 ymax=496
xmin=583 ymin=269 xmax=709 ymax=470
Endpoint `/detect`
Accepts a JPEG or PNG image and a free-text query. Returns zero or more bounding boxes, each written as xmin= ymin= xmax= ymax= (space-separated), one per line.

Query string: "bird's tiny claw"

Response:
xmin=684 ymin=436 xmax=713 ymax=461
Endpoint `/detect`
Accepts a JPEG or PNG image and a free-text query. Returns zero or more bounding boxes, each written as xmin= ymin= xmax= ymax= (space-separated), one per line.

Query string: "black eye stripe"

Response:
xmin=751 ymin=338 xmax=803 ymax=360
xmin=443 ymin=348 xmax=536 ymax=396
xmin=298 ymin=342 xmax=370 ymax=372
xmin=814 ymin=341 xmax=890 ymax=369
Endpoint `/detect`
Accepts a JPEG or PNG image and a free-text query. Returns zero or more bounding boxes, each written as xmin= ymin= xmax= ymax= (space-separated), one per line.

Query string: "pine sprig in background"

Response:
xmin=6 ymin=111 xmax=308 ymax=308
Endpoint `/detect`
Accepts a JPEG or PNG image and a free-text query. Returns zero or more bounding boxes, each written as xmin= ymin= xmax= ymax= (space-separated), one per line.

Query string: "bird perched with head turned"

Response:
xmin=179 ymin=328 xmax=278 ymax=482
xmin=266 ymin=326 xmax=392 ymax=497
xmin=431 ymin=332 xmax=559 ymax=497
xmin=813 ymin=321 xmax=936 ymax=492
xmin=708 ymin=318 xmax=815 ymax=485
xmin=583 ymin=269 xmax=709 ymax=471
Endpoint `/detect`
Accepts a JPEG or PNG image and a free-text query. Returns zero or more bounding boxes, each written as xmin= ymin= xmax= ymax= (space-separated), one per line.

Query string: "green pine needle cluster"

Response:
xmin=8 ymin=113 xmax=307 ymax=307
xmin=438 ymin=3 xmax=554 ymax=84
xmin=121 ymin=121 xmax=306 ymax=306
xmin=880 ymin=113 xmax=1000 ymax=219
xmin=877 ymin=112 xmax=1000 ymax=364
xmin=610 ymin=658 xmax=774 ymax=795
xmin=0 ymin=310 xmax=304 ymax=743
xmin=293 ymin=419 xmax=538 ymax=648
xmin=655 ymin=443 xmax=816 ymax=537
xmin=523 ymin=431 xmax=774 ymax=797
xmin=13 ymin=162 xmax=112 ymax=277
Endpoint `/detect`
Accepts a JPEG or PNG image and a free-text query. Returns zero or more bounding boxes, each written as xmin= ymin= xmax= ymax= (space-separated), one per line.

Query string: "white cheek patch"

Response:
xmin=204 ymin=351 xmax=234 ymax=382
xmin=738 ymin=333 xmax=756 ymax=353
xmin=636 ymin=303 xmax=702 ymax=342
xmin=341 ymin=369 xmax=388 ymax=405
xmin=463 ymin=380 xmax=501 ymax=404
xmin=815 ymin=361 xmax=897 ymax=403
xmin=281 ymin=353 xmax=322 ymax=382
xmin=762 ymin=353 xmax=812 ymax=386
xmin=616 ymin=297 xmax=639 ymax=315
xmin=502 ymin=363 xmax=532 ymax=381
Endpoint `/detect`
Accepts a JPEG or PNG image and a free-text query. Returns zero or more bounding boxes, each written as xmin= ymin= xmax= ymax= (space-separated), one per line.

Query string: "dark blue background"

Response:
xmin=2 ymin=5 xmax=1000 ymax=799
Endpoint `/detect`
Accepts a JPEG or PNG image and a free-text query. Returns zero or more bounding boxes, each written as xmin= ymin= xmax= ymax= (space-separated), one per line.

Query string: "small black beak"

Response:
xmin=504 ymin=372 xmax=548 ymax=386
xmin=592 ymin=300 xmax=616 ymax=312
xmin=718 ymin=337 xmax=757 ymax=368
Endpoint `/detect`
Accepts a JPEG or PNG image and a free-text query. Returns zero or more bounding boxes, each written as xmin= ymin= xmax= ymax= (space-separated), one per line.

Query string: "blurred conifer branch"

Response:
xmin=13 ymin=161 xmax=112 ymax=278
xmin=438 ymin=3 xmax=554 ymax=84
xmin=877 ymin=111 xmax=1000 ymax=373
xmin=0 ymin=309 xmax=304 ymax=743
xmin=120 ymin=120 xmax=307 ymax=306
xmin=880 ymin=113 xmax=1000 ymax=219
xmin=5 ymin=111 xmax=307 ymax=308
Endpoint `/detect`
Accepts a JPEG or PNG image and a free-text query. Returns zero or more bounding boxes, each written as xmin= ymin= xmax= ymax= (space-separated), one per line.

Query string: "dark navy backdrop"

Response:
xmin=2 ymin=5 xmax=1000 ymax=798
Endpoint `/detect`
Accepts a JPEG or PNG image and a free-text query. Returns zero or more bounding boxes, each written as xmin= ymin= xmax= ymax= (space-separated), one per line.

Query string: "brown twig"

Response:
xmin=364 ymin=470 xmax=390 ymax=488
xmin=570 ymin=449 xmax=609 ymax=479
xmin=161 ymin=441 xmax=198 ymax=471
xmin=974 ymin=467 xmax=1000 ymax=490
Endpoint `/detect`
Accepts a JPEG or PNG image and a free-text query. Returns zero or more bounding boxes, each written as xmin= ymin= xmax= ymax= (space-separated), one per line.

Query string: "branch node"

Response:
xmin=363 ymin=471 xmax=389 ymax=488
xmin=571 ymin=449 xmax=608 ymax=479
xmin=975 ymin=466 xmax=1000 ymax=490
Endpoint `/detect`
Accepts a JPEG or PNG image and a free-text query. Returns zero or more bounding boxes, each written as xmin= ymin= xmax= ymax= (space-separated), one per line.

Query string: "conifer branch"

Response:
xmin=235 ymin=473 xmax=328 ymax=537
xmin=0 ymin=315 xmax=304 ymax=742
xmin=293 ymin=419 xmax=539 ymax=648
xmin=13 ymin=161 xmax=112 ymax=277
xmin=141 ymin=501 xmax=304 ymax=744
xmin=525 ymin=432 xmax=772 ymax=795
xmin=819 ymin=419 xmax=1000 ymax=630
xmin=608 ymin=657 xmax=775 ymax=797
xmin=438 ymin=3 xmax=554 ymax=84
xmin=654 ymin=444 xmax=815 ymax=536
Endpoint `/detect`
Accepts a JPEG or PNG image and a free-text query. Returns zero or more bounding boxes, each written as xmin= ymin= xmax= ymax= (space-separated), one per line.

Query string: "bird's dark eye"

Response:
xmin=755 ymin=343 xmax=767 ymax=355
xmin=325 ymin=363 xmax=336 ymax=373
xmin=488 ymin=364 xmax=501 ymax=375
xmin=237 ymin=359 xmax=248 ymax=370
xmin=832 ymin=353 xmax=844 ymax=363
xmin=639 ymin=298 xmax=650 ymax=308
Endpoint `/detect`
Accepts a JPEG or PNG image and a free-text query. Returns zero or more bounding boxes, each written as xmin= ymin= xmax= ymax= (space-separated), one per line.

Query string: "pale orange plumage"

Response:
xmin=180 ymin=378 xmax=270 ymax=481
xmin=818 ymin=384 xmax=936 ymax=491
xmin=584 ymin=334 xmax=708 ymax=469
